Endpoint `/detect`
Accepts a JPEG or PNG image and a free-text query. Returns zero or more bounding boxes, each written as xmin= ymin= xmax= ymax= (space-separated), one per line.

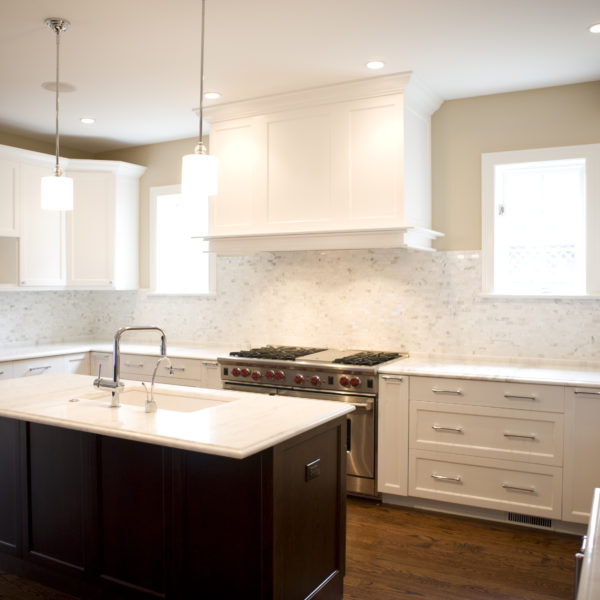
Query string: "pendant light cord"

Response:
xmin=198 ymin=0 xmax=206 ymax=151
xmin=54 ymin=24 xmax=61 ymax=175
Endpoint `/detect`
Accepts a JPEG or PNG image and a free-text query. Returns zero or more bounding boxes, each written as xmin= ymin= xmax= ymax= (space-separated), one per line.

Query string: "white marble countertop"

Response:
xmin=0 ymin=374 xmax=353 ymax=459
xmin=380 ymin=355 xmax=600 ymax=387
xmin=577 ymin=488 xmax=600 ymax=600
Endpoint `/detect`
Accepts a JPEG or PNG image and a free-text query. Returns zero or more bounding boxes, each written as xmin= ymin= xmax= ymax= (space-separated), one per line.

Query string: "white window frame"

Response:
xmin=148 ymin=184 xmax=216 ymax=296
xmin=482 ymin=144 xmax=600 ymax=297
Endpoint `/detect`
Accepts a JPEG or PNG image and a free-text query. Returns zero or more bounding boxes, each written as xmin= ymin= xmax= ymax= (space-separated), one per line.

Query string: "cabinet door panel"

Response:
xmin=19 ymin=163 xmax=65 ymax=286
xmin=67 ymin=171 xmax=114 ymax=286
xmin=0 ymin=159 xmax=19 ymax=236
xmin=27 ymin=423 xmax=88 ymax=571
xmin=266 ymin=112 xmax=332 ymax=228
xmin=563 ymin=387 xmax=600 ymax=523
xmin=0 ymin=418 xmax=20 ymax=554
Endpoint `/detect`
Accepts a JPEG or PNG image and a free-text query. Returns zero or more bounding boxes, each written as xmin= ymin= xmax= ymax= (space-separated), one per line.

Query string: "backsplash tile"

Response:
xmin=1 ymin=250 xmax=598 ymax=361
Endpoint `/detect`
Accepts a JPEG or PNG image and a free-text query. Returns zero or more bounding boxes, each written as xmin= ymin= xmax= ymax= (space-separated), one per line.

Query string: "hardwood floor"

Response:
xmin=344 ymin=497 xmax=581 ymax=600
xmin=0 ymin=497 xmax=582 ymax=599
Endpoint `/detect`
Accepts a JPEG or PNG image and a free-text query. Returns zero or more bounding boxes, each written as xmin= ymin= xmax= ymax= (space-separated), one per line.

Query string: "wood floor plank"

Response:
xmin=344 ymin=498 xmax=581 ymax=600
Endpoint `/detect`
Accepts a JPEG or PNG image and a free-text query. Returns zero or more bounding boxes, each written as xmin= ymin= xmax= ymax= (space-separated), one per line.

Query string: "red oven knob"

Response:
xmin=251 ymin=370 xmax=262 ymax=380
xmin=274 ymin=370 xmax=285 ymax=380
xmin=350 ymin=376 xmax=361 ymax=388
xmin=310 ymin=376 xmax=321 ymax=386
xmin=294 ymin=374 xmax=304 ymax=384
xmin=240 ymin=368 xmax=250 ymax=377
xmin=339 ymin=375 xmax=350 ymax=386
xmin=265 ymin=369 xmax=275 ymax=379
xmin=232 ymin=367 xmax=241 ymax=377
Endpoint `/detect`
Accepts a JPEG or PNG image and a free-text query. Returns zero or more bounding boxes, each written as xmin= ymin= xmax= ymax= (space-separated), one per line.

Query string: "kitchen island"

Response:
xmin=0 ymin=374 xmax=352 ymax=600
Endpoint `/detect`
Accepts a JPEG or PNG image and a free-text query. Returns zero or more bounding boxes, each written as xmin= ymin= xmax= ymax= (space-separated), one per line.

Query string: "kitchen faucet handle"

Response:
xmin=94 ymin=364 xmax=102 ymax=388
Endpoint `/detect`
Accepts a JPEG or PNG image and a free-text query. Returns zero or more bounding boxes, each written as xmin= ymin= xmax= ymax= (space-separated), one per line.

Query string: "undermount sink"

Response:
xmin=70 ymin=386 xmax=227 ymax=413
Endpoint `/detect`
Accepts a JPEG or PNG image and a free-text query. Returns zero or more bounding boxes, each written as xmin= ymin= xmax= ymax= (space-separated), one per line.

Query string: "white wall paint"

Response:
xmin=1 ymin=250 xmax=598 ymax=361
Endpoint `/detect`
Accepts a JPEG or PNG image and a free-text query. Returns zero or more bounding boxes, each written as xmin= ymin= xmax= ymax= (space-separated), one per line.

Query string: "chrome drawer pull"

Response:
xmin=202 ymin=361 xmax=218 ymax=367
xmin=502 ymin=483 xmax=536 ymax=494
xmin=504 ymin=393 xmax=537 ymax=401
xmin=382 ymin=375 xmax=403 ymax=382
xmin=165 ymin=366 xmax=185 ymax=372
xmin=124 ymin=362 xmax=144 ymax=368
xmin=503 ymin=432 xmax=537 ymax=440
xmin=432 ymin=425 xmax=464 ymax=433
xmin=431 ymin=387 xmax=463 ymax=395
xmin=574 ymin=389 xmax=600 ymax=396
xmin=431 ymin=473 xmax=462 ymax=483
xmin=28 ymin=365 xmax=51 ymax=372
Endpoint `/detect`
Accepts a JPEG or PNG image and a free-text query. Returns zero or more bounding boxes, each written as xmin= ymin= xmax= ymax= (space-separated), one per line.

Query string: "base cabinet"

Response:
xmin=563 ymin=387 xmax=600 ymax=523
xmin=0 ymin=416 xmax=347 ymax=599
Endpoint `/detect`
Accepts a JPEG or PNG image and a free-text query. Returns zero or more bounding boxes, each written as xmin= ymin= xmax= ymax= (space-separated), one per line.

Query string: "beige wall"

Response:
xmin=0 ymin=130 xmax=93 ymax=158
xmin=94 ymin=137 xmax=196 ymax=287
xmin=432 ymin=80 xmax=600 ymax=250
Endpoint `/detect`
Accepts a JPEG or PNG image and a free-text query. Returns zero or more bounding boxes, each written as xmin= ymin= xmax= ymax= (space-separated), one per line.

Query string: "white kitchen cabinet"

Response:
xmin=0 ymin=361 xmax=14 ymax=379
xmin=0 ymin=158 xmax=19 ymax=236
xmin=563 ymin=387 xmax=600 ymax=523
xmin=65 ymin=162 xmax=144 ymax=289
xmin=407 ymin=375 xmax=566 ymax=519
xmin=63 ymin=352 xmax=90 ymax=375
xmin=19 ymin=162 xmax=66 ymax=286
xmin=205 ymin=73 xmax=443 ymax=253
xmin=0 ymin=144 xmax=144 ymax=290
xmin=12 ymin=355 xmax=66 ymax=377
xmin=377 ymin=374 xmax=409 ymax=495
xmin=90 ymin=351 xmax=222 ymax=389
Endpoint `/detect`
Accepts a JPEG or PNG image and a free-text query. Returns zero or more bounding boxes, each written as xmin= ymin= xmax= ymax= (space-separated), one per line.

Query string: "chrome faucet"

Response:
xmin=94 ymin=326 xmax=168 ymax=408
xmin=142 ymin=355 xmax=173 ymax=413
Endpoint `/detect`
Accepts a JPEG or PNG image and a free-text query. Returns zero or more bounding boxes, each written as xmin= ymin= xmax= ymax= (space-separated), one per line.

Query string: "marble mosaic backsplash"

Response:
xmin=1 ymin=250 xmax=598 ymax=361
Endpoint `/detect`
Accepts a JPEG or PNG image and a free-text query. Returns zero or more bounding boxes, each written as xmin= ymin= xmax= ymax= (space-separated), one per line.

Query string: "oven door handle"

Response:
xmin=350 ymin=401 xmax=373 ymax=411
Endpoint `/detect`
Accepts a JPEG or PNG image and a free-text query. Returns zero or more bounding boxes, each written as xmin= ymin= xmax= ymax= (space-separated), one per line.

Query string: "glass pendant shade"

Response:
xmin=181 ymin=152 xmax=218 ymax=198
xmin=41 ymin=173 xmax=74 ymax=211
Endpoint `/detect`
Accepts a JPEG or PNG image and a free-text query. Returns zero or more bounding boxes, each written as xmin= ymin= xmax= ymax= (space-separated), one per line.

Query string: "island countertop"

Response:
xmin=0 ymin=374 xmax=354 ymax=459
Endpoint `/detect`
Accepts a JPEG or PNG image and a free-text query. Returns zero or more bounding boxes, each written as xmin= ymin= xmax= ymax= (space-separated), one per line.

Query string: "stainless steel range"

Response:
xmin=218 ymin=346 xmax=407 ymax=497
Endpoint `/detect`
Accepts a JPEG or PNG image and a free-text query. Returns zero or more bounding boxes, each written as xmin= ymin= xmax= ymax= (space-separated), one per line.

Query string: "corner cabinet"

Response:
xmin=0 ymin=144 xmax=145 ymax=290
xmin=204 ymin=72 xmax=443 ymax=253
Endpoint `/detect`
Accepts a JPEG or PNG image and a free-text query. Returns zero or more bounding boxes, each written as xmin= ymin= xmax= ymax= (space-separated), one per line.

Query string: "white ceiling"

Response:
xmin=2 ymin=0 xmax=600 ymax=153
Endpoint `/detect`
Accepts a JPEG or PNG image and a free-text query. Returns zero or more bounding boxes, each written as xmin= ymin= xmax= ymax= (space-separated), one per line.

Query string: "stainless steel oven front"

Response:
xmin=223 ymin=381 xmax=377 ymax=497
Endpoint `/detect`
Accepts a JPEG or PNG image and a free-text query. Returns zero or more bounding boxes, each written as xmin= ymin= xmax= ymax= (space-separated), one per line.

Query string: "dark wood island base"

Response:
xmin=0 ymin=415 xmax=347 ymax=600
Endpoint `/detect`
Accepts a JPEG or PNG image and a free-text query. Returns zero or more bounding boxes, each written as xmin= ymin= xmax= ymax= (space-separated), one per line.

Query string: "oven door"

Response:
xmin=223 ymin=381 xmax=375 ymax=479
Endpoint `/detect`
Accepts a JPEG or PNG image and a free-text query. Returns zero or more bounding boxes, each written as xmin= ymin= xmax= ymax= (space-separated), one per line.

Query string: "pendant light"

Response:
xmin=181 ymin=0 xmax=218 ymax=198
xmin=41 ymin=17 xmax=73 ymax=211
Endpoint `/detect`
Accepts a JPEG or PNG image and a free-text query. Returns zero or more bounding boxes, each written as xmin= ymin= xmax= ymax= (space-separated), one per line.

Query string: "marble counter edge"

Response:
xmin=0 ymin=375 xmax=354 ymax=459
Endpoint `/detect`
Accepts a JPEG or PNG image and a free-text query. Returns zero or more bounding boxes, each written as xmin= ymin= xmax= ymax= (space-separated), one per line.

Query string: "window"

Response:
xmin=482 ymin=144 xmax=600 ymax=296
xmin=149 ymin=184 xmax=215 ymax=295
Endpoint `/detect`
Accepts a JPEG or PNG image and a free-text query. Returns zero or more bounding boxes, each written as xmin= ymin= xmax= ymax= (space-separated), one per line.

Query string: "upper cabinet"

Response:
xmin=205 ymin=72 xmax=444 ymax=254
xmin=0 ymin=145 xmax=145 ymax=290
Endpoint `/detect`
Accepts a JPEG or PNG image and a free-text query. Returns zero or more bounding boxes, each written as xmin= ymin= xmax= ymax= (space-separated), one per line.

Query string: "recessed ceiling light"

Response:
xmin=80 ymin=117 xmax=95 ymax=124
xmin=366 ymin=60 xmax=385 ymax=70
xmin=589 ymin=22 xmax=600 ymax=33
xmin=204 ymin=91 xmax=221 ymax=100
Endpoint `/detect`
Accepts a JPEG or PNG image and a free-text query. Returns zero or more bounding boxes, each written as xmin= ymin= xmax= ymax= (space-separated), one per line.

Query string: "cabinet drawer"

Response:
xmin=0 ymin=361 xmax=14 ymax=379
xmin=409 ymin=449 xmax=562 ymax=518
xmin=120 ymin=353 xmax=153 ymax=379
xmin=154 ymin=357 xmax=203 ymax=385
xmin=410 ymin=401 xmax=563 ymax=466
xmin=64 ymin=353 xmax=90 ymax=375
xmin=13 ymin=356 xmax=65 ymax=378
xmin=410 ymin=376 xmax=564 ymax=413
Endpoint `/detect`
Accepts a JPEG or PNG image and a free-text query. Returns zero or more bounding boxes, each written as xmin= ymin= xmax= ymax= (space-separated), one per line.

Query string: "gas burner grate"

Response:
xmin=229 ymin=346 xmax=327 ymax=361
xmin=333 ymin=351 xmax=402 ymax=366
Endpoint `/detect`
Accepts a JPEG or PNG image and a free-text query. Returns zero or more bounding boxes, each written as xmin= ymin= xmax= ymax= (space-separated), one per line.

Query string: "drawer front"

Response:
xmin=90 ymin=352 xmax=113 ymax=378
xmin=120 ymin=353 xmax=154 ymax=378
xmin=154 ymin=357 xmax=203 ymax=385
xmin=0 ymin=361 xmax=14 ymax=379
xmin=409 ymin=449 xmax=562 ymax=518
xmin=410 ymin=401 xmax=563 ymax=466
xmin=410 ymin=376 xmax=564 ymax=413
xmin=64 ymin=352 xmax=91 ymax=375
xmin=13 ymin=356 xmax=65 ymax=378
